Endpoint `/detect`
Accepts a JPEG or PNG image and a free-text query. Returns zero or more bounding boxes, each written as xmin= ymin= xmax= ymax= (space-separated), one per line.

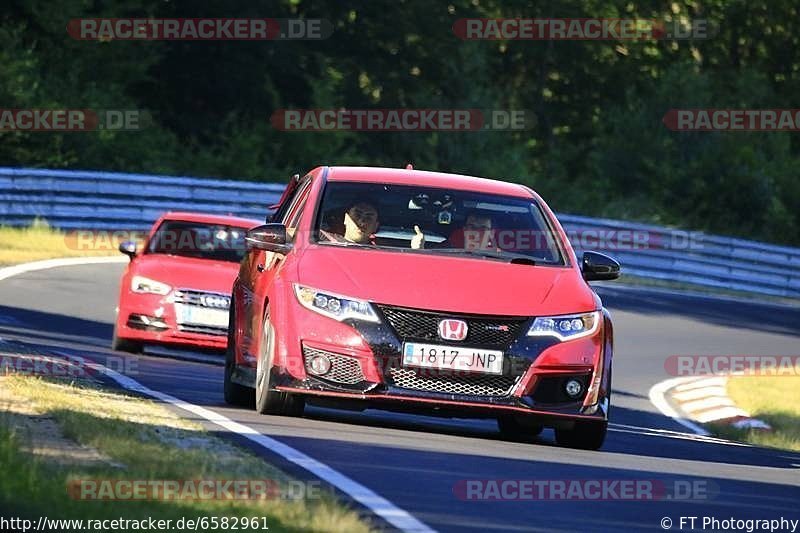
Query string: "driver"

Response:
xmin=323 ymin=202 xmax=425 ymax=249
xmin=343 ymin=202 xmax=379 ymax=244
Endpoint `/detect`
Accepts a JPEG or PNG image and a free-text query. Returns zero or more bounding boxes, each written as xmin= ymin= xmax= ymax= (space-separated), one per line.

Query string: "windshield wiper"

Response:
xmin=320 ymin=240 xmax=374 ymax=249
xmin=433 ymin=248 xmax=539 ymax=264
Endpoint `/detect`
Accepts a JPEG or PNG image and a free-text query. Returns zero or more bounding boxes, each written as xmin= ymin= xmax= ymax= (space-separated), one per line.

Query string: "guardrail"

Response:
xmin=1 ymin=167 xmax=798 ymax=298
xmin=562 ymin=214 xmax=800 ymax=298
xmin=0 ymin=168 xmax=283 ymax=230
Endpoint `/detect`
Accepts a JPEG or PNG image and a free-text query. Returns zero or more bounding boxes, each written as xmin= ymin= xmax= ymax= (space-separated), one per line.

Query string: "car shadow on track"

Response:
xmin=293 ymin=404 xmax=800 ymax=469
xmin=0 ymin=304 xmax=113 ymax=344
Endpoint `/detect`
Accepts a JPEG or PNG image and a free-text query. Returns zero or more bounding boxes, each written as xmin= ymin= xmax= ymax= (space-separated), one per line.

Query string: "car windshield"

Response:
xmin=313 ymin=182 xmax=565 ymax=265
xmin=146 ymin=220 xmax=247 ymax=263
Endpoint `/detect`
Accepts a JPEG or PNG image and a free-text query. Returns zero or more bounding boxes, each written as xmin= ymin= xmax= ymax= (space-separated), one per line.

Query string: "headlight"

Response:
xmin=293 ymin=284 xmax=380 ymax=323
xmin=131 ymin=275 xmax=171 ymax=295
xmin=527 ymin=311 xmax=600 ymax=341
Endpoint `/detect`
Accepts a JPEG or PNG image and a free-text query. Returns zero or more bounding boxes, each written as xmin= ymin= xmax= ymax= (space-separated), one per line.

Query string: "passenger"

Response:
xmin=449 ymin=212 xmax=496 ymax=250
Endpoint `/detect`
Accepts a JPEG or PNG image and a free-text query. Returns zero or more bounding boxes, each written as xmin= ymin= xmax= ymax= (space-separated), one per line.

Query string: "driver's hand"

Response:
xmin=411 ymin=225 xmax=425 ymax=249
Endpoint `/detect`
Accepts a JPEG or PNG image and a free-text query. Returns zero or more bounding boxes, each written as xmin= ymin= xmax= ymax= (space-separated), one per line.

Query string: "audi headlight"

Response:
xmin=294 ymin=284 xmax=380 ymax=323
xmin=131 ymin=275 xmax=171 ymax=295
xmin=527 ymin=311 xmax=600 ymax=341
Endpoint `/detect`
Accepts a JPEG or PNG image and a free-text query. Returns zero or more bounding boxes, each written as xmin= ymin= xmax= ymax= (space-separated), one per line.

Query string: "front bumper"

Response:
xmin=116 ymin=289 xmax=230 ymax=350
xmin=268 ymin=302 xmax=612 ymax=423
xmin=277 ymin=384 xmax=608 ymax=425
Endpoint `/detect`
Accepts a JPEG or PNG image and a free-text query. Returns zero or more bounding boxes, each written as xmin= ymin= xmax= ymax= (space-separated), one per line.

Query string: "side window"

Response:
xmin=282 ymin=179 xmax=312 ymax=240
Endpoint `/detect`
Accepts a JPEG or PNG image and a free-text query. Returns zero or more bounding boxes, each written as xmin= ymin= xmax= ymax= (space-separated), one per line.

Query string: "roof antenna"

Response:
xmin=405 ymin=163 xmax=413 ymax=170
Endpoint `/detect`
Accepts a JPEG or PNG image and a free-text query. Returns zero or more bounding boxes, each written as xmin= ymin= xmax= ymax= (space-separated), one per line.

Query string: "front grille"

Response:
xmin=303 ymin=346 xmax=365 ymax=385
xmin=388 ymin=367 xmax=519 ymax=397
xmin=173 ymin=289 xmax=231 ymax=309
xmin=377 ymin=305 xmax=527 ymax=348
xmin=173 ymin=289 xmax=230 ymax=337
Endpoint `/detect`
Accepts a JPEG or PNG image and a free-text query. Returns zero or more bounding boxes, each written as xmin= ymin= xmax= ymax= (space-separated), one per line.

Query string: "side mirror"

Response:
xmin=245 ymin=224 xmax=291 ymax=254
xmin=581 ymin=251 xmax=620 ymax=281
xmin=119 ymin=241 xmax=137 ymax=259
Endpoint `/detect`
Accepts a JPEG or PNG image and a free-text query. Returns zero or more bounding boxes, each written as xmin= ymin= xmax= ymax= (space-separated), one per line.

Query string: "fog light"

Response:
xmin=565 ymin=379 xmax=583 ymax=398
xmin=307 ymin=355 xmax=332 ymax=376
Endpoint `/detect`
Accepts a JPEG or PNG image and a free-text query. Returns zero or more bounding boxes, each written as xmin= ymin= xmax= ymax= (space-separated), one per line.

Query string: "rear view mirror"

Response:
xmin=119 ymin=241 xmax=137 ymax=259
xmin=245 ymin=224 xmax=292 ymax=254
xmin=581 ymin=251 xmax=620 ymax=281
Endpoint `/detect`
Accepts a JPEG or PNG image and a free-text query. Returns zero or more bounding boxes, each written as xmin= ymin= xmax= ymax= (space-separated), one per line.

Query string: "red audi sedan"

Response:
xmin=113 ymin=212 xmax=260 ymax=353
xmin=225 ymin=167 xmax=620 ymax=449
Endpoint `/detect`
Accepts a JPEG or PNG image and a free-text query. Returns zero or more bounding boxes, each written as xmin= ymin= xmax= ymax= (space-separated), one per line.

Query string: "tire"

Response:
xmin=555 ymin=421 xmax=607 ymax=450
xmin=497 ymin=415 xmax=543 ymax=442
xmin=111 ymin=322 xmax=143 ymax=354
xmin=255 ymin=310 xmax=304 ymax=416
xmin=224 ymin=299 xmax=253 ymax=407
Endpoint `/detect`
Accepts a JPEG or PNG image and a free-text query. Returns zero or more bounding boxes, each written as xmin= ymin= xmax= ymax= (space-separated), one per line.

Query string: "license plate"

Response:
xmin=402 ymin=342 xmax=504 ymax=375
xmin=175 ymin=304 xmax=229 ymax=328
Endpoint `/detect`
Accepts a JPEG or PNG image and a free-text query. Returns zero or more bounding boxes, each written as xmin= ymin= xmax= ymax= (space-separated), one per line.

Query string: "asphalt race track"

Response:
xmin=1 ymin=262 xmax=799 ymax=532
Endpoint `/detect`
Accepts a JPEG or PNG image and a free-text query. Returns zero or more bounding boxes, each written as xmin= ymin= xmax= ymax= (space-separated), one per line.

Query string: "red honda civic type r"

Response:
xmin=113 ymin=212 xmax=261 ymax=353
xmin=225 ymin=166 xmax=620 ymax=449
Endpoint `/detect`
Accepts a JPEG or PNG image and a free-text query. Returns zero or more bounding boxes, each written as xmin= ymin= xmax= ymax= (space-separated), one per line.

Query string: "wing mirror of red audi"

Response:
xmin=581 ymin=251 xmax=620 ymax=281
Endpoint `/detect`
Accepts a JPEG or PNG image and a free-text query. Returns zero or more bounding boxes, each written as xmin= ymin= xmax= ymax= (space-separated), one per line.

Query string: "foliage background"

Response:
xmin=1 ymin=0 xmax=798 ymax=245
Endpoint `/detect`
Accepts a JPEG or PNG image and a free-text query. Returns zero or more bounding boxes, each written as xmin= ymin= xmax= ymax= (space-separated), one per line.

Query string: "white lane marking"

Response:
xmin=0 ymin=256 xmax=128 ymax=283
xmin=680 ymin=396 xmax=736 ymax=413
xmin=648 ymin=377 xmax=711 ymax=436
xmin=672 ymin=386 xmax=728 ymax=401
xmin=1 ymin=257 xmax=435 ymax=532
xmin=694 ymin=407 xmax=750 ymax=424
xmin=731 ymin=418 xmax=772 ymax=431
xmin=673 ymin=376 xmax=727 ymax=392
xmin=609 ymin=423 xmax=750 ymax=446
xmin=87 ymin=361 xmax=436 ymax=533
xmin=651 ymin=376 xmax=773 ymax=431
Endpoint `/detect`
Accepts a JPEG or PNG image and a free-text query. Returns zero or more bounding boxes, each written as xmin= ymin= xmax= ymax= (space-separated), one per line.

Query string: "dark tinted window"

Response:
xmin=314 ymin=182 xmax=565 ymax=265
xmin=147 ymin=220 xmax=248 ymax=263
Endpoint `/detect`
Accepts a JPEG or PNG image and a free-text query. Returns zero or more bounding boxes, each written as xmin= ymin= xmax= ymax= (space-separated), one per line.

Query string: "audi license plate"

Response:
xmin=175 ymin=304 xmax=229 ymax=328
xmin=402 ymin=342 xmax=504 ymax=375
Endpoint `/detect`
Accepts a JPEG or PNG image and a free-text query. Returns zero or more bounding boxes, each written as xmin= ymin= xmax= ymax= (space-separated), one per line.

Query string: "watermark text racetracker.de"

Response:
xmin=453 ymin=18 xmax=712 ymax=40
xmin=661 ymin=516 xmax=798 ymax=532
xmin=664 ymin=355 xmax=800 ymax=377
xmin=454 ymin=478 xmax=718 ymax=501
xmin=663 ymin=109 xmax=800 ymax=131
xmin=0 ymin=109 xmax=148 ymax=131
xmin=0 ymin=352 xmax=139 ymax=378
xmin=462 ymin=228 xmax=703 ymax=252
xmin=68 ymin=478 xmax=321 ymax=501
xmin=270 ymin=108 xmax=536 ymax=131
xmin=68 ymin=18 xmax=333 ymax=40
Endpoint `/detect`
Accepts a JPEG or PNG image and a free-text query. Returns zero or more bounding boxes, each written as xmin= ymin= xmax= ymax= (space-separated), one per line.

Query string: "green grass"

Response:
xmin=0 ymin=376 xmax=372 ymax=532
xmin=0 ymin=221 xmax=121 ymax=266
xmin=709 ymin=376 xmax=800 ymax=452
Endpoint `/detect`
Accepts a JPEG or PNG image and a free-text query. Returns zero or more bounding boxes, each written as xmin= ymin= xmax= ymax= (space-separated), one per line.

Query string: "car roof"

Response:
xmin=324 ymin=166 xmax=533 ymax=199
xmin=160 ymin=211 xmax=261 ymax=227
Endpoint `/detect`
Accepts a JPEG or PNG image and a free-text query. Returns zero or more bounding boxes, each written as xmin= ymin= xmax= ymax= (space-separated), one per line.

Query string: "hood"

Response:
xmin=132 ymin=254 xmax=240 ymax=294
xmin=297 ymin=246 xmax=597 ymax=316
